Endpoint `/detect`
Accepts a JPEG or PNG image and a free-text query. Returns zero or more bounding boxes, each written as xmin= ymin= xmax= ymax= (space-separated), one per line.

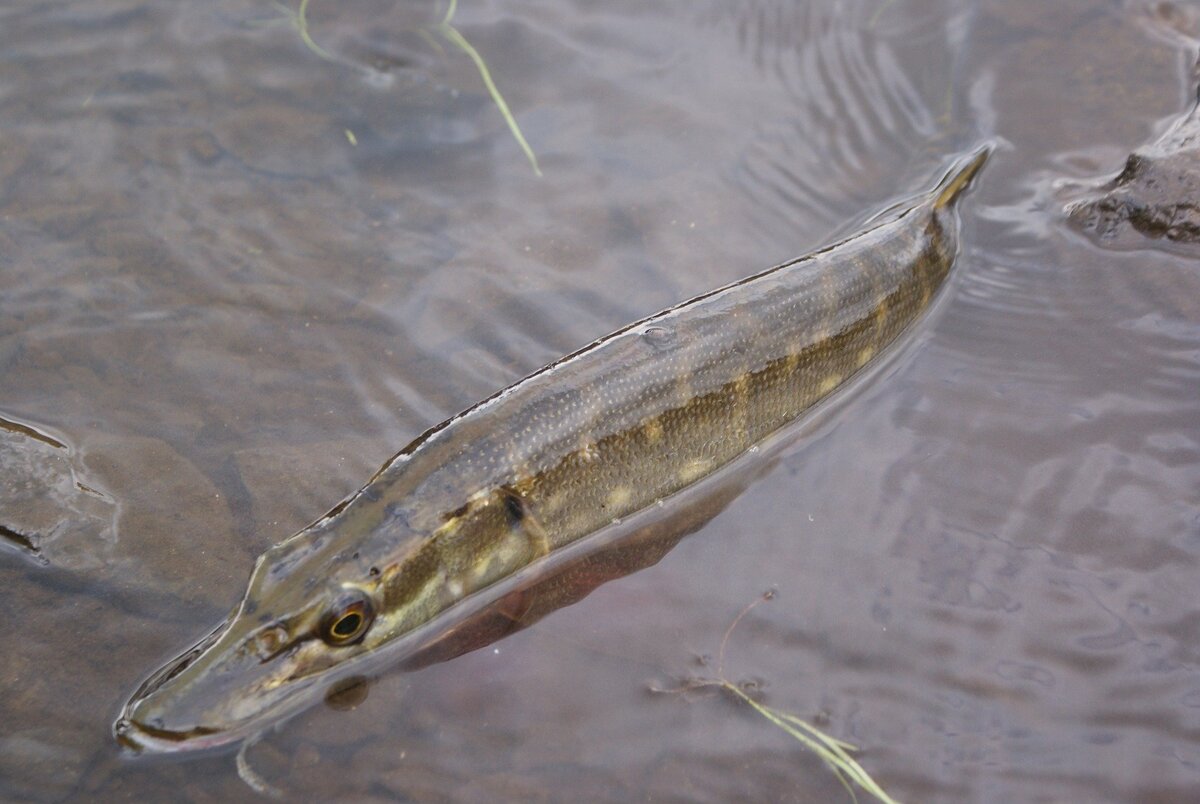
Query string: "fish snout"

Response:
xmin=113 ymin=712 xmax=230 ymax=754
xmin=114 ymin=621 xmax=260 ymax=754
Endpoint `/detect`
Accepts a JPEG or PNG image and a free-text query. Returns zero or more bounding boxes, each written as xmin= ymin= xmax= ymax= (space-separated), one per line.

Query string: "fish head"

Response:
xmin=115 ymin=509 xmax=410 ymax=754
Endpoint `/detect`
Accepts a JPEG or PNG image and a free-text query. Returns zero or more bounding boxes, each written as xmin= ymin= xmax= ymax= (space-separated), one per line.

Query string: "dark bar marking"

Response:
xmin=500 ymin=486 xmax=527 ymax=526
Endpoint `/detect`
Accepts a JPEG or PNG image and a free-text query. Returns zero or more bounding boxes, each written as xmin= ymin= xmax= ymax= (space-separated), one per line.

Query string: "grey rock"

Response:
xmin=0 ymin=419 xmax=115 ymax=570
xmin=1068 ymin=62 xmax=1200 ymax=247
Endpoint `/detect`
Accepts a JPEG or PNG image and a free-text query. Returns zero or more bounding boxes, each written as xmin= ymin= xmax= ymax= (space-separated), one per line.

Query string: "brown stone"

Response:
xmin=1068 ymin=58 xmax=1200 ymax=248
xmin=0 ymin=421 xmax=115 ymax=571
xmin=81 ymin=434 xmax=244 ymax=603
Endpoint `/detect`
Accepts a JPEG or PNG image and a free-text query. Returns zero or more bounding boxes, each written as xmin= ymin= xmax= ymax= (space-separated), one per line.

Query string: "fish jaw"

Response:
xmin=113 ymin=562 xmax=378 ymax=753
xmin=114 ymin=612 xmax=332 ymax=754
xmin=114 ymin=520 xmax=435 ymax=753
xmin=112 ymin=492 xmax=421 ymax=754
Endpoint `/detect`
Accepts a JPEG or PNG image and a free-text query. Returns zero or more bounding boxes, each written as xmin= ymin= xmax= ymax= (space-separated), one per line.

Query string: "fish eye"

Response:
xmin=320 ymin=590 xmax=374 ymax=646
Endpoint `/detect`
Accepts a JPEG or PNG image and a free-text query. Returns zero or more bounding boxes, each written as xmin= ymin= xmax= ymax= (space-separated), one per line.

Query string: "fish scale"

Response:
xmin=116 ymin=144 xmax=990 ymax=753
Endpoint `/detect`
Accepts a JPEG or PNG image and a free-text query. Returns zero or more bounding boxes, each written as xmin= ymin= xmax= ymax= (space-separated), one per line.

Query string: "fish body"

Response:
xmin=117 ymin=145 xmax=989 ymax=752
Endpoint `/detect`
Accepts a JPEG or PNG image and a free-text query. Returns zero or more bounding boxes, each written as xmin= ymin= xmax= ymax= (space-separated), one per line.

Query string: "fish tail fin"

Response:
xmin=932 ymin=142 xmax=993 ymax=210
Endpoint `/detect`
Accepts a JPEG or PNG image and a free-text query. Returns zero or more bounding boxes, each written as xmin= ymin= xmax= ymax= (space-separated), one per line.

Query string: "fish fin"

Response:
xmin=494 ymin=587 xmax=536 ymax=626
xmin=932 ymin=142 xmax=992 ymax=210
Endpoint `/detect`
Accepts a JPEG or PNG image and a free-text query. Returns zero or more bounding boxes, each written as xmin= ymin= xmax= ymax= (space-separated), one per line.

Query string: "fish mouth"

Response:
xmin=128 ymin=623 xmax=227 ymax=700
xmin=113 ymin=623 xmax=242 ymax=755
xmin=113 ymin=715 xmax=234 ymax=754
xmin=115 ymin=616 xmax=336 ymax=755
xmin=113 ymin=683 xmax=312 ymax=757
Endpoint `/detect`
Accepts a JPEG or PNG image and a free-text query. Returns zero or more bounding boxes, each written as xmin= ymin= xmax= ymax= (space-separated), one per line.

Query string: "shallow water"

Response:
xmin=1 ymin=0 xmax=1198 ymax=800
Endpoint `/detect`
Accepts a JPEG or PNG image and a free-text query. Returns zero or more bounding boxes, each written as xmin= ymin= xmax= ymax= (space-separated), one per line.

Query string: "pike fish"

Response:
xmin=116 ymin=144 xmax=990 ymax=753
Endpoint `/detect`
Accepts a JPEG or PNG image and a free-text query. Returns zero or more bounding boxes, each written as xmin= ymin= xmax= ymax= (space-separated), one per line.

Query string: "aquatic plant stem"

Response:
xmin=654 ymin=591 xmax=902 ymax=804
xmin=296 ymin=0 xmax=335 ymax=61
xmin=267 ymin=0 xmax=540 ymax=174
xmin=724 ymin=682 xmax=900 ymax=804
xmin=437 ymin=0 xmax=542 ymax=176
xmin=869 ymin=0 xmax=897 ymax=28
xmin=268 ymin=0 xmax=335 ymax=60
xmin=417 ymin=26 xmax=447 ymax=57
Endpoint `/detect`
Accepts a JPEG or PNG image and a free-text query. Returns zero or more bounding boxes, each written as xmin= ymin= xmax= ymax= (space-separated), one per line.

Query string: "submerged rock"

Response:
xmin=1067 ymin=61 xmax=1200 ymax=247
xmin=0 ymin=416 xmax=115 ymax=570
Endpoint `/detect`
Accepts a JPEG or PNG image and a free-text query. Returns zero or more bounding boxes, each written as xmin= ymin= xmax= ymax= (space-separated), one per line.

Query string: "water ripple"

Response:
xmin=699 ymin=0 xmax=962 ymax=244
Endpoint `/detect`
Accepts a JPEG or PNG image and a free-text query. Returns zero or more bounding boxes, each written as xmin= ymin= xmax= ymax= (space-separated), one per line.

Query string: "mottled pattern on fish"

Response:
xmin=344 ymin=174 xmax=962 ymax=632
xmin=117 ymin=146 xmax=989 ymax=752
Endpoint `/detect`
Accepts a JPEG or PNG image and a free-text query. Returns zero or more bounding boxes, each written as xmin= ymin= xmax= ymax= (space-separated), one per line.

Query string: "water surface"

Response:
xmin=1 ymin=0 xmax=1198 ymax=800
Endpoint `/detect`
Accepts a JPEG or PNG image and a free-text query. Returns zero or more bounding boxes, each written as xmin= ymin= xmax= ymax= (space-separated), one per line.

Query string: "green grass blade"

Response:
xmin=437 ymin=21 xmax=542 ymax=176
xmin=296 ymin=0 xmax=335 ymax=61
xmin=417 ymin=26 xmax=446 ymax=57
xmin=725 ymin=683 xmax=901 ymax=804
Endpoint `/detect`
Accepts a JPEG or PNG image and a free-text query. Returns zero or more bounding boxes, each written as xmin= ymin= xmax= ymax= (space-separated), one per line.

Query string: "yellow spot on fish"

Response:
xmin=786 ymin=342 xmax=805 ymax=369
xmin=543 ymin=489 xmax=568 ymax=512
xmin=433 ymin=516 xmax=462 ymax=538
xmin=820 ymin=374 xmax=841 ymax=394
xmin=606 ymin=486 xmax=632 ymax=510
xmin=858 ymin=346 xmax=875 ymax=365
xmin=500 ymin=534 xmax=524 ymax=564
xmin=578 ymin=441 xmax=599 ymax=462
xmin=470 ymin=536 xmax=521 ymax=584
xmin=916 ymin=263 xmax=933 ymax=307
xmin=874 ymin=301 xmax=889 ymax=331
xmin=679 ymin=458 xmax=711 ymax=483
xmin=512 ymin=468 xmax=535 ymax=494
xmin=642 ymin=415 xmax=664 ymax=444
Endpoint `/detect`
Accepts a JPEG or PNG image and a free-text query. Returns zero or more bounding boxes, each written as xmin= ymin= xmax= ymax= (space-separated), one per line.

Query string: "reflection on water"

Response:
xmin=1 ymin=0 xmax=1198 ymax=800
